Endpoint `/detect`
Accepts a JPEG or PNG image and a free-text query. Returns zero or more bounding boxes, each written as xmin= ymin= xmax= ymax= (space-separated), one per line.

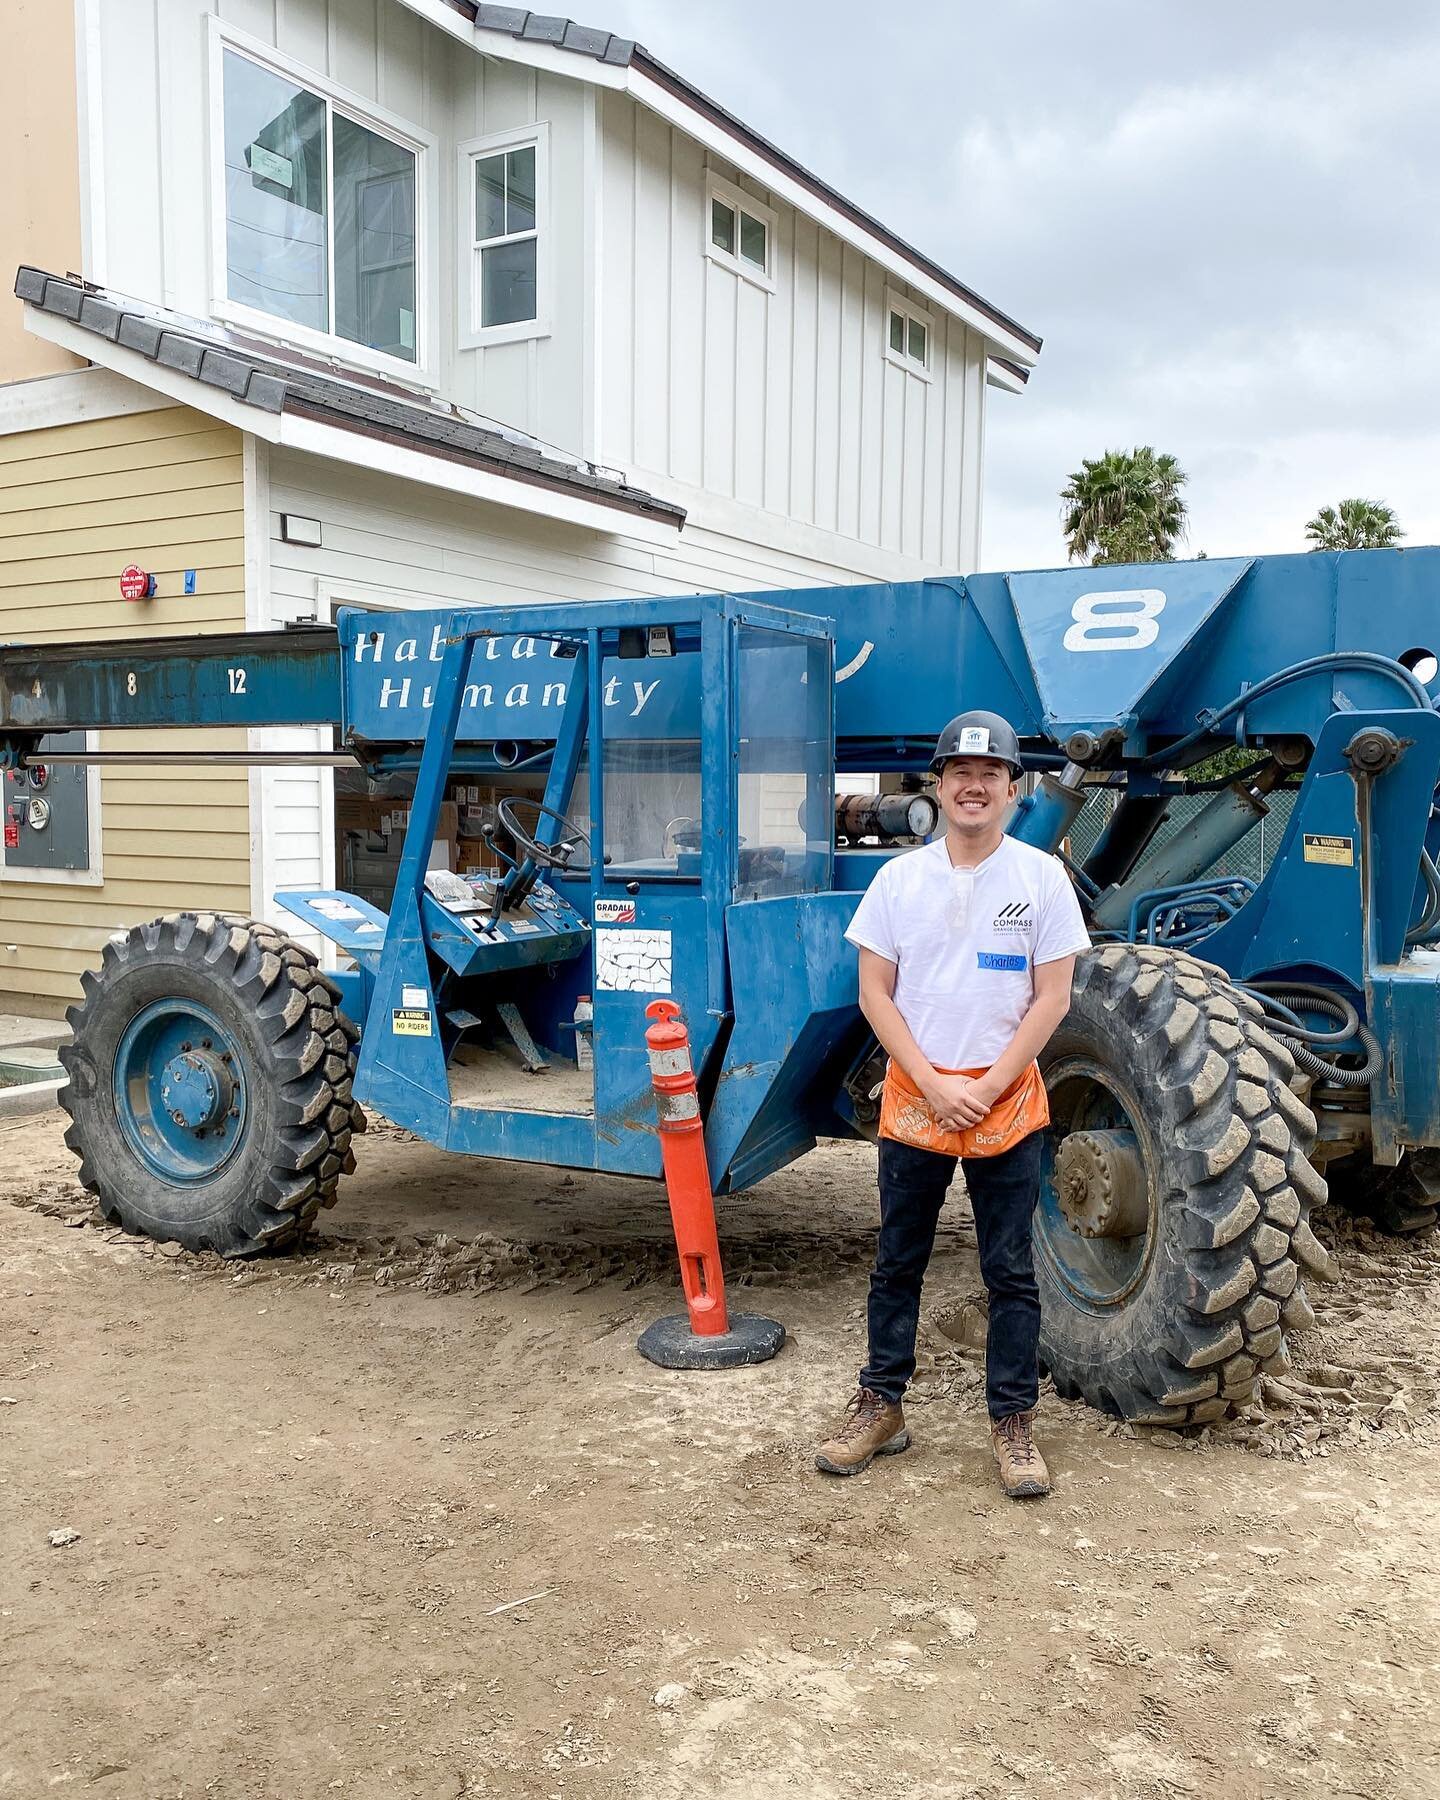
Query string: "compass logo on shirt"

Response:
xmin=992 ymin=901 xmax=1032 ymax=933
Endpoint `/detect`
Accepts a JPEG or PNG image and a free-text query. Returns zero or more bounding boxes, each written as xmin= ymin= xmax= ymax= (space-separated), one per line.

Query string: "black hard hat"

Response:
xmin=929 ymin=710 xmax=1024 ymax=778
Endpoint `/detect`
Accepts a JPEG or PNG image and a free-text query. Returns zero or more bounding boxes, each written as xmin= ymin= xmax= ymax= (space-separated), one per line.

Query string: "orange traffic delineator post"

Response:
xmin=636 ymin=1000 xmax=786 ymax=1370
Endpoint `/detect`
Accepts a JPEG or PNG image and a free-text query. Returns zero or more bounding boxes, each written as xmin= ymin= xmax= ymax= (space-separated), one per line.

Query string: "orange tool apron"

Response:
xmin=878 ymin=1059 xmax=1049 ymax=1158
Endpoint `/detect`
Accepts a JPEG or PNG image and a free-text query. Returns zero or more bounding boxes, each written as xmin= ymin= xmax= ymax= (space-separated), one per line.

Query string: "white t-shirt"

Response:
xmin=844 ymin=834 xmax=1090 ymax=1070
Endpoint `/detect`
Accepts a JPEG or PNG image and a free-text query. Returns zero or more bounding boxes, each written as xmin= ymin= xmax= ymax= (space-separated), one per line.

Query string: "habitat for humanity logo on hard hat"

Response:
xmin=958 ymin=725 xmax=992 ymax=753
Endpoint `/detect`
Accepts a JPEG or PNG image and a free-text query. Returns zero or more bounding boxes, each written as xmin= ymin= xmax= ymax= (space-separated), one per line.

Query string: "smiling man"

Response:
xmin=815 ymin=711 xmax=1090 ymax=1498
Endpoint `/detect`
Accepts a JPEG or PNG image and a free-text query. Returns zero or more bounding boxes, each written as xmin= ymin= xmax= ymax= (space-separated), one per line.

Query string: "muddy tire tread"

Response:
xmin=1041 ymin=944 xmax=1326 ymax=1425
xmin=58 ymin=912 xmax=363 ymax=1256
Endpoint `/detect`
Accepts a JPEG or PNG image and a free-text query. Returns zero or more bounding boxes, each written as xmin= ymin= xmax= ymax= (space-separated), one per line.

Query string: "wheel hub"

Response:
xmin=113 ymin=998 xmax=248 ymax=1182
xmin=1053 ymin=1128 xmax=1149 ymax=1239
xmin=160 ymin=1049 xmax=234 ymax=1131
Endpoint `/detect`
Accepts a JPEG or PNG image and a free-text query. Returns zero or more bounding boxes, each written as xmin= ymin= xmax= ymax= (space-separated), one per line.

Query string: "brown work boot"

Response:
xmin=814 ymin=1387 xmax=910 ymax=1476
xmin=990 ymin=1408 xmax=1050 ymax=1499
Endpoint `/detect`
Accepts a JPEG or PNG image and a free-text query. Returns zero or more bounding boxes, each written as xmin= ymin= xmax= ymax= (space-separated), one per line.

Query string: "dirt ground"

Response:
xmin=2 ymin=1107 xmax=1438 ymax=1800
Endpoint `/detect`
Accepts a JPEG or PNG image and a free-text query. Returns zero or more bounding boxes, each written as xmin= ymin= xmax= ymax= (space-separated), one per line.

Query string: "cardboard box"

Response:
xmin=456 ymin=836 xmax=499 ymax=876
xmin=336 ymin=797 xmax=458 ymax=845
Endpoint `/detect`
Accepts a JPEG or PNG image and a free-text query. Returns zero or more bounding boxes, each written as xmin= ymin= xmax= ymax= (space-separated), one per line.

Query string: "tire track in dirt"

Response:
xmin=5 ymin=1120 xmax=1437 ymax=1461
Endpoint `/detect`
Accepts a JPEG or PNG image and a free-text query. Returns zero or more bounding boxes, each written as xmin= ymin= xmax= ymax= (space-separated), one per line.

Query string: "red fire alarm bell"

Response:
xmin=120 ymin=564 xmax=155 ymax=601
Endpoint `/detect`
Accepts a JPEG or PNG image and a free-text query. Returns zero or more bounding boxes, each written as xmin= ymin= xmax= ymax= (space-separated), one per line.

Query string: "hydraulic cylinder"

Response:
xmin=1007 ymin=765 xmax=1090 ymax=854
xmin=1092 ymin=779 xmax=1270 ymax=930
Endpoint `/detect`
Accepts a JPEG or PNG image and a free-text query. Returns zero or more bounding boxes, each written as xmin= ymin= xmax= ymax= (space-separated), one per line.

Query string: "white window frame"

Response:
xmin=884 ymin=289 xmax=934 ymax=381
xmin=704 ymin=171 xmax=777 ymax=293
xmin=206 ymin=19 xmax=439 ymax=387
xmin=457 ymin=122 xmax=551 ymax=349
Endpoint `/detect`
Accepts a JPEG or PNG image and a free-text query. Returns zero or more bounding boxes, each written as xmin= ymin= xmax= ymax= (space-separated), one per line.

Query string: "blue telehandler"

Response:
xmin=4 ymin=546 xmax=1438 ymax=1424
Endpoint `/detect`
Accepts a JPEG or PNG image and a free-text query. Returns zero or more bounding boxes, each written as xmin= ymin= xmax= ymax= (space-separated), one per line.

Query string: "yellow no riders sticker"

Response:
xmin=392 ymin=1008 xmax=433 ymax=1037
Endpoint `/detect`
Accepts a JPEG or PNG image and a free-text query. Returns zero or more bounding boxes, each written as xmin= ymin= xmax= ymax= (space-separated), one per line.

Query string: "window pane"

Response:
xmin=735 ymin=628 xmax=832 ymax=899
xmin=333 ymin=114 xmax=417 ymax=361
xmin=889 ymin=310 xmax=905 ymax=353
xmin=506 ymin=145 xmax=536 ymax=234
xmin=475 ymin=154 xmax=506 ymax=242
xmin=739 ymin=210 xmax=767 ymax=269
xmin=481 ymin=236 xmax=537 ymax=326
xmin=908 ymin=317 xmax=927 ymax=364
xmin=711 ymin=197 xmax=735 ymax=254
xmin=222 ymin=49 xmax=328 ymax=333
xmin=601 ymin=740 xmax=702 ymax=879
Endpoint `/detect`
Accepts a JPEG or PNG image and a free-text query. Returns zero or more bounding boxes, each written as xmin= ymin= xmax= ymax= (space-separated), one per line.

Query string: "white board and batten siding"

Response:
xmin=89 ymin=0 xmax=990 ymax=577
xmin=596 ymin=91 xmax=988 ymax=573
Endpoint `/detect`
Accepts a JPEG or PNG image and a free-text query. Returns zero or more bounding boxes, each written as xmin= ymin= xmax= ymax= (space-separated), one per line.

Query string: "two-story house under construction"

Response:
xmin=0 ymin=0 xmax=1041 ymax=1014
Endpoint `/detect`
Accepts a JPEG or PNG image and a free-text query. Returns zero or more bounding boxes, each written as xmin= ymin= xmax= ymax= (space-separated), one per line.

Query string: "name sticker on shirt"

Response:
xmin=977 ymin=951 xmax=1028 ymax=972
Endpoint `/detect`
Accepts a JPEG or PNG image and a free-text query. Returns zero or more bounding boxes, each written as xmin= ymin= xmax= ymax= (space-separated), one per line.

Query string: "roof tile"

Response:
xmin=14 ymin=266 xmax=47 ymax=304
xmin=198 ymin=347 xmax=253 ymax=397
xmin=243 ymin=371 xmax=288 ymax=412
xmin=14 ymin=266 xmax=685 ymax=527
xmin=77 ymin=296 xmax=123 ymax=340
xmin=519 ymin=14 xmax=569 ymax=45
xmin=44 ymin=281 xmax=84 ymax=323
xmin=116 ymin=314 xmax=164 ymax=358
xmin=473 ymin=4 xmax=531 ymax=32
xmin=155 ymin=333 xmax=205 ymax=377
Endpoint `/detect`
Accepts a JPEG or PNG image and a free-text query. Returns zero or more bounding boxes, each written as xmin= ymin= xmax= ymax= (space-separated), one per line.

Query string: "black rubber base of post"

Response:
xmin=636 ymin=1312 xmax=787 ymax=1370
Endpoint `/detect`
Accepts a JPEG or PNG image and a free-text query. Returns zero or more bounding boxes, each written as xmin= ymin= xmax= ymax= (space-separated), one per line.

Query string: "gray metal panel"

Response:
xmin=3 ymin=732 xmax=89 ymax=873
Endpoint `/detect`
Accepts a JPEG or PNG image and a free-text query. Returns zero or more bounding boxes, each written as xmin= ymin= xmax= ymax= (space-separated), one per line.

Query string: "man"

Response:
xmin=815 ymin=711 xmax=1090 ymax=1498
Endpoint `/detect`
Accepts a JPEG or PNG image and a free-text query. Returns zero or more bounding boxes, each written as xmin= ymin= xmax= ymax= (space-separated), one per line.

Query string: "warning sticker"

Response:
xmin=596 ymin=927 xmax=672 ymax=994
xmin=1303 ymin=833 xmax=1355 ymax=867
xmin=594 ymin=897 xmax=637 ymax=925
xmin=392 ymin=1008 xmax=433 ymax=1037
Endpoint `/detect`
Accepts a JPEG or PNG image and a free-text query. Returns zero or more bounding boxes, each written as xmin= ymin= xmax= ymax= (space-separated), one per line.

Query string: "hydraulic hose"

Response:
xmin=1244 ymin=980 xmax=1359 ymax=1044
xmin=1406 ymin=849 xmax=1440 ymax=946
xmin=1142 ymin=651 xmax=1434 ymax=772
xmin=1243 ymin=982 xmax=1380 ymax=1088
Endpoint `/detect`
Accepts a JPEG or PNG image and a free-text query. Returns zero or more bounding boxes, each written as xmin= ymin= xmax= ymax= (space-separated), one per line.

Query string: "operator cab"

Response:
xmin=279 ymin=593 xmax=834 ymax=1176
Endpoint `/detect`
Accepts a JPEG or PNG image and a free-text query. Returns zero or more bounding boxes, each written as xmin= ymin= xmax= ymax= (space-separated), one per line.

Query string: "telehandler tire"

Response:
xmin=1036 ymin=944 xmax=1332 ymax=1426
xmin=58 ymin=912 xmax=364 ymax=1257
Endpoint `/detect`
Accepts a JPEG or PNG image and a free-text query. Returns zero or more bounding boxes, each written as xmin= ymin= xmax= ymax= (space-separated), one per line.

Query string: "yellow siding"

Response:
xmin=0 ymin=406 xmax=251 ymax=1015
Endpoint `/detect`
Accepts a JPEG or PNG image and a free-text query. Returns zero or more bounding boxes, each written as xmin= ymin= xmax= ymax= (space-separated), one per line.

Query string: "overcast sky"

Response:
xmin=595 ymin=0 xmax=1440 ymax=572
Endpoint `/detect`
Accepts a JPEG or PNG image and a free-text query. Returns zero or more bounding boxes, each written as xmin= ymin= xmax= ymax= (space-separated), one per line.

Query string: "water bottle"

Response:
xmin=574 ymin=995 xmax=594 ymax=1069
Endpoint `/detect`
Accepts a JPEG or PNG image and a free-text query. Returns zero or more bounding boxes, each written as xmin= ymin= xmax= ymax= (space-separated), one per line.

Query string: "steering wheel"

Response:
xmin=496 ymin=796 xmax=592 ymax=872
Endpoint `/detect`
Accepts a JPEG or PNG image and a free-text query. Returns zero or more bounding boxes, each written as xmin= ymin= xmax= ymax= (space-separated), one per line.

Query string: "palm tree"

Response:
xmin=1060 ymin=447 xmax=1188 ymax=564
xmin=1304 ymin=499 xmax=1404 ymax=552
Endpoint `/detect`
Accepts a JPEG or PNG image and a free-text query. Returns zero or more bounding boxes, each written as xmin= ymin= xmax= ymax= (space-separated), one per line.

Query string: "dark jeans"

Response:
xmin=859 ymin=1131 xmax=1043 ymax=1420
